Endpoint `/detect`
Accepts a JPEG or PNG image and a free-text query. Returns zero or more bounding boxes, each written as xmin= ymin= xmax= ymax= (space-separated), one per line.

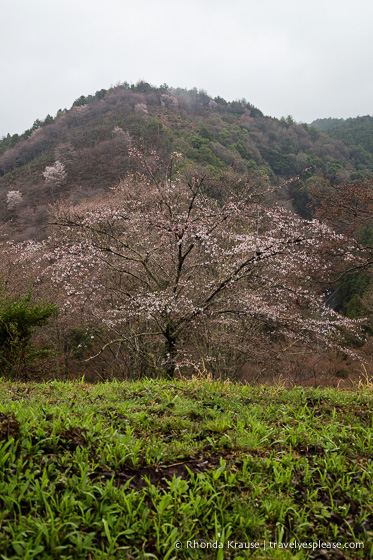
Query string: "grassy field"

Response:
xmin=0 ymin=376 xmax=372 ymax=559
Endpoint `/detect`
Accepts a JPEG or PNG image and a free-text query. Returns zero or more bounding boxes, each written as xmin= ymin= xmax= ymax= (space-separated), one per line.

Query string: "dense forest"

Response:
xmin=2 ymin=81 xmax=372 ymax=240
xmin=311 ymin=115 xmax=373 ymax=174
xmin=0 ymin=81 xmax=372 ymax=384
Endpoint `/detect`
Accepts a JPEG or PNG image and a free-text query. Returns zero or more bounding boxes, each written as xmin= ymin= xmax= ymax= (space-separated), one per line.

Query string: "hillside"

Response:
xmin=310 ymin=116 xmax=373 ymax=173
xmin=0 ymin=81 xmax=363 ymax=240
xmin=0 ymin=82 xmax=371 ymax=384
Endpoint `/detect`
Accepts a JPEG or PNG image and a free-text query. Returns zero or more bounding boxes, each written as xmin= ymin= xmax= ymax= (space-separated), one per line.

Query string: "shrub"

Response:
xmin=0 ymin=287 xmax=58 ymax=378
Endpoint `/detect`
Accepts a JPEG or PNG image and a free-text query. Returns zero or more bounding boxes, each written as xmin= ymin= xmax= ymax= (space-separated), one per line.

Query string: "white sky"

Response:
xmin=1 ymin=0 xmax=372 ymax=137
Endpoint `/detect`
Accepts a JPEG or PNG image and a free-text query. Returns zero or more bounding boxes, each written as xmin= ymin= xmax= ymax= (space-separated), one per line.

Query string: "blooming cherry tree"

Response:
xmin=42 ymin=160 xmax=67 ymax=191
xmin=6 ymin=190 xmax=23 ymax=210
xmin=40 ymin=147 xmax=362 ymax=378
xmin=310 ymin=177 xmax=373 ymax=274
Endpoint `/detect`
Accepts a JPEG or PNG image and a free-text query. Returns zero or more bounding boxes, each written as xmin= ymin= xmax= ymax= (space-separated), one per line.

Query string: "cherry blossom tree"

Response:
xmin=309 ymin=177 xmax=372 ymax=313
xmin=309 ymin=177 xmax=372 ymax=359
xmin=6 ymin=190 xmax=23 ymax=211
xmin=42 ymin=160 xmax=67 ymax=191
xmin=309 ymin=177 xmax=373 ymax=232
xmin=40 ymin=147 xmax=361 ymax=378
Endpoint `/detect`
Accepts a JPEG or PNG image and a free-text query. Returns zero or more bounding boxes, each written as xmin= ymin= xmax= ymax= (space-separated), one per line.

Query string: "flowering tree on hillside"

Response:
xmin=42 ymin=160 xmax=67 ymax=191
xmin=43 ymin=148 xmax=361 ymax=377
xmin=6 ymin=190 xmax=23 ymax=211
xmin=309 ymin=177 xmax=372 ymax=352
xmin=309 ymin=177 xmax=373 ymax=273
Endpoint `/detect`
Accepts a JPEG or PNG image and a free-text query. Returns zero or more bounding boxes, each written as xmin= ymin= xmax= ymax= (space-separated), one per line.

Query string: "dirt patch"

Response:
xmin=98 ymin=410 xmax=129 ymax=421
xmin=3 ymin=386 xmax=32 ymax=401
xmin=57 ymin=427 xmax=87 ymax=450
xmin=89 ymin=451 xmax=237 ymax=490
xmin=0 ymin=412 xmax=20 ymax=440
xmin=187 ymin=411 xmax=206 ymax=421
xmin=28 ymin=426 xmax=88 ymax=453
xmin=148 ymin=408 xmax=171 ymax=417
xmin=292 ymin=468 xmax=373 ymax=549
xmin=294 ymin=443 xmax=325 ymax=457
xmin=321 ymin=402 xmax=372 ymax=423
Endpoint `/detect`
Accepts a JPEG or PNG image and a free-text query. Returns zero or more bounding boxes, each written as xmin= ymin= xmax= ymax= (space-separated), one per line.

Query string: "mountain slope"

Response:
xmin=0 ymin=82 xmax=365 ymax=240
xmin=310 ymin=115 xmax=373 ymax=173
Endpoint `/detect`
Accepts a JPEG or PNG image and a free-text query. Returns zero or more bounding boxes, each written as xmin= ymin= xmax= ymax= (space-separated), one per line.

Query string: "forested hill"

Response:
xmin=0 ymin=81 xmax=371 ymax=240
xmin=310 ymin=115 xmax=373 ymax=171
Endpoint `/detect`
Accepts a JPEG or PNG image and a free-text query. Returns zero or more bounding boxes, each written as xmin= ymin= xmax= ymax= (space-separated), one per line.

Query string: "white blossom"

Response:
xmin=6 ymin=190 xmax=22 ymax=210
xmin=42 ymin=160 xmax=67 ymax=189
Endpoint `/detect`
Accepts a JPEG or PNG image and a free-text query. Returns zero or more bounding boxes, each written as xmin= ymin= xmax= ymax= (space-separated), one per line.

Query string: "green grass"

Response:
xmin=0 ymin=376 xmax=372 ymax=559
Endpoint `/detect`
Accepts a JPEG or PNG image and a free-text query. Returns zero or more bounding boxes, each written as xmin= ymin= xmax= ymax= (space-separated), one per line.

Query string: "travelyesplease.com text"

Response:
xmin=174 ymin=539 xmax=364 ymax=551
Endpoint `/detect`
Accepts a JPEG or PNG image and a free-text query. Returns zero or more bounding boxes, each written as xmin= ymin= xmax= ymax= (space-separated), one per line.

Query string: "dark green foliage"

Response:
xmin=334 ymin=272 xmax=370 ymax=316
xmin=310 ymin=117 xmax=346 ymax=132
xmin=333 ymin=224 xmax=373 ymax=318
xmin=65 ymin=326 xmax=96 ymax=359
xmin=0 ymin=288 xmax=58 ymax=376
xmin=357 ymin=223 xmax=373 ymax=247
xmin=261 ymin=146 xmax=294 ymax=176
xmin=346 ymin=294 xmax=366 ymax=319
xmin=311 ymin=116 xmax=373 ymax=152
xmin=245 ymin=102 xmax=264 ymax=118
xmin=73 ymin=95 xmax=90 ymax=107
xmin=288 ymin=180 xmax=313 ymax=219
xmin=311 ymin=116 xmax=373 ymax=173
xmin=323 ymin=158 xmax=344 ymax=182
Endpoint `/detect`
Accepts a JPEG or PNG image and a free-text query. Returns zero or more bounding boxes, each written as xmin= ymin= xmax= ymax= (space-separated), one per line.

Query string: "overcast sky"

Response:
xmin=1 ymin=0 xmax=372 ymax=137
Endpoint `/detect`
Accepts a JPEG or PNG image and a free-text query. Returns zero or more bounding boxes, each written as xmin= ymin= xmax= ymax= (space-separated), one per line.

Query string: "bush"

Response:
xmin=0 ymin=288 xmax=58 ymax=378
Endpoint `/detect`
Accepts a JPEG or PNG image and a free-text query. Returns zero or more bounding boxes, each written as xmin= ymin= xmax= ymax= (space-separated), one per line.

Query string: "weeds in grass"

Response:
xmin=357 ymin=363 xmax=373 ymax=392
xmin=0 ymin=378 xmax=372 ymax=558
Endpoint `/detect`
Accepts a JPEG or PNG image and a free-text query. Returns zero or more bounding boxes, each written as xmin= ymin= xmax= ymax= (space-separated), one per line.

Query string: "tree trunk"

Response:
xmin=164 ymin=323 xmax=177 ymax=378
